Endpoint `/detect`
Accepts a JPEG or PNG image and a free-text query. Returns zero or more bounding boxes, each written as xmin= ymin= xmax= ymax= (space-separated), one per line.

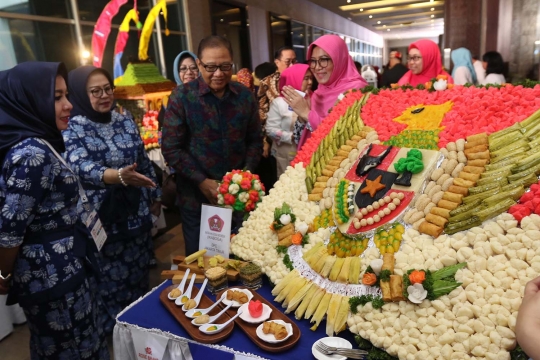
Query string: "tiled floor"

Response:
xmin=0 ymin=211 xmax=185 ymax=360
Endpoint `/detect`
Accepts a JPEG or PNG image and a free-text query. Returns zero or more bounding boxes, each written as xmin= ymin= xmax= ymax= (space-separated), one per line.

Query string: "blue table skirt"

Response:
xmin=117 ymin=277 xmax=357 ymax=359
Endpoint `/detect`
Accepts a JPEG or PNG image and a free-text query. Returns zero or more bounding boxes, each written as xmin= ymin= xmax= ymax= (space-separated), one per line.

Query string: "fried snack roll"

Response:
xmin=437 ymin=199 xmax=459 ymax=210
xmin=278 ymin=235 xmax=293 ymax=247
xmin=466 ymin=150 xmax=490 ymax=160
xmin=442 ymin=191 xmax=463 ymax=204
xmin=465 ymin=132 xmax=488 ymax=144
xmin=419 ymin=221 xmax=443 ymax=237
xmin=463 ymin=165 xmax=486 ymax=174
xmin=463 ymin=144 xmax=488 ymax=154
xmin=381 ymin=253 xmax=394 ymax=273
xmin=390 ymin=275 xmax=406 ymax=302
xmin=459 ymin=172 xmax=480 ymax=182
xmin=467 ymin=159 xmax=489 ymax=167
xmin=448 ymin=185 xmax=469 ymax=196
xmin=430 ymin=206 xmax=451 ymax=219
xmin=453 ymin=177 xmax=475 ymax=188
xmin=425 ymin=213 xmax=449 ymax=227
xmin=381 ymin=280 xmax=392 ymax=302
xmin=308 ymin=194 xmax=322 ymax=202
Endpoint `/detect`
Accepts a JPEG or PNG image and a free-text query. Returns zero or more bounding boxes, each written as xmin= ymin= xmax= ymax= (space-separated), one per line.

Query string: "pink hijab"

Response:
xmin=397 ymin=39 xmax=454 ymax=86
xmin=307 ymin=35 xmax=367 ymax=126
xmin=279 ymin=64 xmax=310 ymax=94
xmin=298 ymin=35 xmax=367 ymax=149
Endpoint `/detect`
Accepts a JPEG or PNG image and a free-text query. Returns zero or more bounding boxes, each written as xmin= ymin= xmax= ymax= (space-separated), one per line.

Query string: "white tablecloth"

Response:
xmin=0 ymin=295 xmax=25 ymax=341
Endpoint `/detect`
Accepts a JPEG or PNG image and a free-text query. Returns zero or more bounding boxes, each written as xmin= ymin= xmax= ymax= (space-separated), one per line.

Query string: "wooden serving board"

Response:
xmin=172 ymin=255 xmax=243 ymax=281
xmin=160 ymin=270 xmax=206 ymax=284
xmin=159 ymin=285 xmax=234 ymax=344
xmin=216 ymin=287 xmax=301 ymax=353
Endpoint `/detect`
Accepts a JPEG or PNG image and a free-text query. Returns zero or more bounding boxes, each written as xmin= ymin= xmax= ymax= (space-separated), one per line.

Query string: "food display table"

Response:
xmin=113 ymin=279 xmax=356 ymax=360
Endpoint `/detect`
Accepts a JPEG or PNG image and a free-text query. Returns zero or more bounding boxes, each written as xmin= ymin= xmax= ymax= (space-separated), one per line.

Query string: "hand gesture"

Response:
xmin=121 ymin=163 xmax=156 ymax=188
xmin=0 ymin=275 xmax=10 ymax=295
xmin=281 ymin=85 xmax=310 ymax=121
xmin=199 ymin=179 xmax=219 ymax=205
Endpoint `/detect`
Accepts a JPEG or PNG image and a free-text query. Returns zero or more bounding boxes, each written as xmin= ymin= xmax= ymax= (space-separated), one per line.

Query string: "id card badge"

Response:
xmin=85 ymin=210 xmax=107 ymax=251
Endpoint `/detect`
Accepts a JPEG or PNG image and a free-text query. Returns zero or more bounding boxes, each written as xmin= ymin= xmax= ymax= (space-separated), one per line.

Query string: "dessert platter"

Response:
xmin=160 ymin=266 xmax=300 ymax=352
xmin=229 ymin=82 xmax=540 ymax=359
xmin=216 ymin=287 xmax=301 ymax=352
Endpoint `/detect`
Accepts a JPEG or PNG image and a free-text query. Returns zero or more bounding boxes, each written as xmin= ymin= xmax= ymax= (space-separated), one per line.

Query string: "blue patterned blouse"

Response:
xmin=0 ymin=138 xmax=86 ymax=306
xmin=62 ymin=111 xmax=161 ymax=238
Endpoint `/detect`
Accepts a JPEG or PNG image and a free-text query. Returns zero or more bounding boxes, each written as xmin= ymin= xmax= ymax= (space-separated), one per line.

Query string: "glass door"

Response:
xmin=211 ymin=0 xmax=251 ymax=71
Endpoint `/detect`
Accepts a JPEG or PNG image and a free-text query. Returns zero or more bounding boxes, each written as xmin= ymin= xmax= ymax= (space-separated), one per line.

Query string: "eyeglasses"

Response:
xmin=199 ymin=60 xmax=233 ymax=73
xmin=179 ymin=65 xmax=199 ymax=73
xmin=309 ymin=57 xmax=332 ymax=69
xmin=280 ymin=58 xmax=297 ymax=67
xmin=407 ymin=56 xmax=422 ymax=63
xmin=89 ymin=85 xmax=114 ymax=98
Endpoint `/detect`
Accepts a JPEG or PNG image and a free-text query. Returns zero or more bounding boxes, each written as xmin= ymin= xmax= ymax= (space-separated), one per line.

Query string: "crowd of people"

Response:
xmin=0 ymin=31 xmax=529 ymax=360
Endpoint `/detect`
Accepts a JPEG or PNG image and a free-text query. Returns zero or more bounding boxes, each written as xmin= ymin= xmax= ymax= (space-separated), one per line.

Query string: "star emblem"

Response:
xmin=360 ymin=175 xmax=386 ymax=197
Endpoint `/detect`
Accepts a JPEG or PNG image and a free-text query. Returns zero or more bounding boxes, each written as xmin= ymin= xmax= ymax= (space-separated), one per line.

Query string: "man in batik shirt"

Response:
xmin=163 ymin=36 xmax=263 ymax=256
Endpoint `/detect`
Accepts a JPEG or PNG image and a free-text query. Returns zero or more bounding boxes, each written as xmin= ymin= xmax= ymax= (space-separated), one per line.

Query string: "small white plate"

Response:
xmin=312 ymin=337 xmax=353 ymax=360
xmin=238 ymin=302 xmax=272 ymax=324
xmin=222 ymin=288 xmax=253 ymax=308
xmin=255 ymin=320 xmax=293 ymax=344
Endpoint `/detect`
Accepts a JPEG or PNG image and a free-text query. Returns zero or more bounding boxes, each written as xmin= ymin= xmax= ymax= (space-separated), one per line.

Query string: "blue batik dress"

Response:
xmin=0 ymin=138 xmax=109 ymax=360
xmin=63 ymin=110 xmax=161 ymax=334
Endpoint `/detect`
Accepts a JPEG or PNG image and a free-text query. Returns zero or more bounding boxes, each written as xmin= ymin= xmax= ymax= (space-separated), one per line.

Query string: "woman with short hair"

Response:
xmin=481 ymin=51 xmax=506 ymax=85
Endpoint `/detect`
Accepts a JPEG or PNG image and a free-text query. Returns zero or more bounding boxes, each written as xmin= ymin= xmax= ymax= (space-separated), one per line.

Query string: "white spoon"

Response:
xmin=199 ymin=309 xmax=243 ymax=335
xmin=185 ymin=292 xmax=226 ymax=319
xmin=168 ymin=268 xmax=190 ymax=301
xmin=191 ymin=303 xmax=232 ymax=327
xmin=175 ymin=273 xmax=196 ymax=307
xmin=182 ymin=278 xmax=208 ymax=312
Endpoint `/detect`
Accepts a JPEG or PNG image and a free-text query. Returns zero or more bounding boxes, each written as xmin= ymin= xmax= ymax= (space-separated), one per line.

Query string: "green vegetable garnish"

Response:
xmin=207 ymin=325 xmax=218 ymax=331
xmin=379 ymin=270 xmax=391 ymax=282
xmin=283 ymin=254 xmax=294 ymax=271
xmin=349 ymin=295 xmax=385 ymax=313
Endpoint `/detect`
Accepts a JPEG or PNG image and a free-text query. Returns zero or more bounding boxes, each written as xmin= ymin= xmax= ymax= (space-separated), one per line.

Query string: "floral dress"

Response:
xmin=62 ymin=110 xmax=161 ymax=334
xmin=0 ymin=137 xmax=108 ymax=360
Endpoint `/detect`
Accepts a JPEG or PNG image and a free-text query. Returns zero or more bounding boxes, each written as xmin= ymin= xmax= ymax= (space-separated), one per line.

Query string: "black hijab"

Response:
xmin=0 ymin=61 xmax=68 ymax=163
xmin=68 ymin=66 xmax=115 ymax=124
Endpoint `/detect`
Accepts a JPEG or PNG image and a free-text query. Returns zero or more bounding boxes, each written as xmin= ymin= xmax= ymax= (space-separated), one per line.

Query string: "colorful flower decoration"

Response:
xmin=217 ymin=170 xmax=265 ymax=212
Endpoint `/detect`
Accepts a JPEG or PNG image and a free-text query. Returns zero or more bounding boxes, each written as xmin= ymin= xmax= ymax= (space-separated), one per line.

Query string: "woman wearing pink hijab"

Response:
xmin=282 ymin=35 xmax=367 ymax=149
xmin=397 ymin=39 xmax=454 ymax=86
xmin=267 ymin=64 xmax=313 ymax=177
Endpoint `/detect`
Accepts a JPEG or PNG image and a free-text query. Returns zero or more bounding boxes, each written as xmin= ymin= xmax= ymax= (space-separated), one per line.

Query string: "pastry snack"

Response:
xmin=205 ymin=266 xmax=227 ymax=294
xmin=185 ymin=299 xmax=196 ymax=310
xmin=169 ymin=288 xmax=181 ymax=299
xmin=226 ymin=290 xmax=249 ymax=304
xmin=194 ymin=314 xmax=210 ymax=325
xmin=262 ymin=321 xmax=289 ymax=340
xmin=239 ymin=263 xmax=263 ymax=289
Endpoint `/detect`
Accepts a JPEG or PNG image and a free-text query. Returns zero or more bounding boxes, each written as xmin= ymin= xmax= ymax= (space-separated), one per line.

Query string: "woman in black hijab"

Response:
xmin=62 ymin=66 xmax=161 ymax=335
xmin=0 ymin=62 xmax=109 ymax=359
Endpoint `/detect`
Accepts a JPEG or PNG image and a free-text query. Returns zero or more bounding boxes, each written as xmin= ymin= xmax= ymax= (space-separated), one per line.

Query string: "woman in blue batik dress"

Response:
xmin=0 ymin=62 xmax=109 ymax=360
xmin=62 ymin=66 xmax=162 ymax=334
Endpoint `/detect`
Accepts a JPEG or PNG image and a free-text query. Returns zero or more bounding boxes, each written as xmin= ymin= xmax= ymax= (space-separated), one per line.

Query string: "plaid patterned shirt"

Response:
xmin=162 ymin=77 xmax=263 ymax=211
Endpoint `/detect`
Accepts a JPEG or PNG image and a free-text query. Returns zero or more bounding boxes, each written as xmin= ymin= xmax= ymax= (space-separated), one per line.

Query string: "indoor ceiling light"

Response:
xmin=431 ymin=14 xmax=435 ymax=18
xmin=377 ymin=20 xmax=381 ymax=24
xmin=431 ymin=7 xmax=435 ymax=11
xmin=369 ymin=15 xmax=373 ymax=18
xmin=347 ymin=0 xmax=351 ymax=2
xmin=360 ymin=8 xmax=363 ymax=11
xmin=387 ymin=29 xmax=390 ymax=31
